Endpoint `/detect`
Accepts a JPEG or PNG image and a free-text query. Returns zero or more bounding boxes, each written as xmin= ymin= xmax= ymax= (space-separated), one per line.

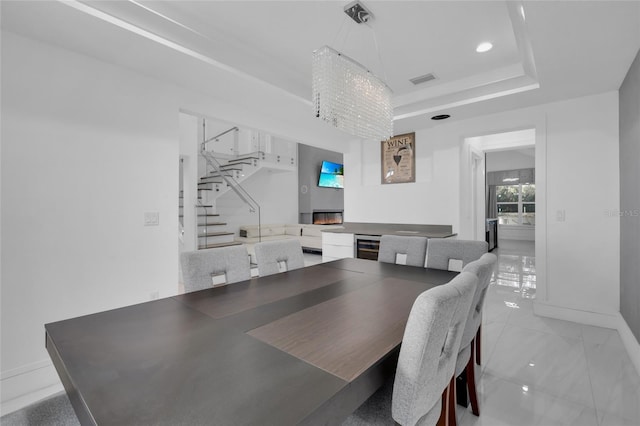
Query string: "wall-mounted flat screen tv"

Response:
xmin=318 ymin=160 xmax=344 ymax=189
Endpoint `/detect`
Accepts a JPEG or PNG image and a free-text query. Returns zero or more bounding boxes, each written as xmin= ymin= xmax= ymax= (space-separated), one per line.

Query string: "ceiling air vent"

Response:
xmin=409 ymin=73 xmax=437 ymax=85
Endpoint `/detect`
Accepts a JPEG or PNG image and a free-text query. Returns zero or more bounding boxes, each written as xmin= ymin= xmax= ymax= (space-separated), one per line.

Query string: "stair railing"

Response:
xmin=201 ymin=126 xmax=238 ymax=151
xmin=201 ymin=150 xmax=262 ymax=242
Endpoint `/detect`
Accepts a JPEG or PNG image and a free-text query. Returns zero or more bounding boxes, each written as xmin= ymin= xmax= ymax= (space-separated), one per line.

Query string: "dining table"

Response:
xmin=45 ymin=257 xmax=458 ymax=425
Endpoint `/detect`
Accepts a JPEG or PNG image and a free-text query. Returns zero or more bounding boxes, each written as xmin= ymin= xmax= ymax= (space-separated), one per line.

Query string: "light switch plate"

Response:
xmin=144 ymin=212 xmax=159 ymax=226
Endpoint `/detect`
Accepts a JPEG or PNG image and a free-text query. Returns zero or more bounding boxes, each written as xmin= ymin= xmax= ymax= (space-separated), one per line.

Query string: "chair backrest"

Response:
xmin=180 ymin=245 xmax=251 ymax=293
xmin=459 ymin=253 xmax=498 ymax=350
xmin=392 ymin=272 xmax=477 ymax=426
xmin=426 ymin=239 xmax=488 ymax=271
xmin=378 ymin=235 xmax=428 ymax=267
xmin=254 ymin=239 xmax=305 ymax=277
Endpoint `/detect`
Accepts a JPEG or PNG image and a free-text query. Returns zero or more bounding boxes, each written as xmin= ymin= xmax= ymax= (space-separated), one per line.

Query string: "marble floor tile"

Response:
xmin=458 ymin=373 xmax=598 ymax=426
xmin=581 ymin=324 xmax=623 ymax=345
xmin=484 ymin=323 xmax=595 ymax=407
xmin=600 ymin=411 xmax=640 ymax=426
xmin=478 ymin=320 xmax=506 ymax=372
xmin=481 ymin=285 xmax=519 ymax=324
xmin=583 ymin=331 xmax=640 ymax=423
xmin=507 ymin=298 xmax=584 ymax=339
xmin=472 ymin=240 xmax=640 ymax=425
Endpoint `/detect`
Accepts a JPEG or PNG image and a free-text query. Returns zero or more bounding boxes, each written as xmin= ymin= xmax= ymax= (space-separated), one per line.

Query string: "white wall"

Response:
xmin=179 ymin=113 xmax=199 ymax=253
xmin=1 ymin=33 xmax=180 ymax=410
xmin=345 ymin=91 xmax=620 ymax=321
xmin=618 ymin=46 xmax=640 ymax=370
xmin=344 ymin=128 xmax=460 ymax=228
xmin=0 ymin=31 xmax=333 ymax=413
xmin=544 ymin=92 xmax=619 ymax=314
xmin=486 ymin=149 xmax=535 ymax=172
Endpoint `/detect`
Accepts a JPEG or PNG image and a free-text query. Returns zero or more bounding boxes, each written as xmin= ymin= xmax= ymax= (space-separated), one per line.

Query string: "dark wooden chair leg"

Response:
xmin=475 ymin=325 xmax=482 ymax=365
xmin=466 ymin=340 xmax=480 ymax=416
xmin=448 ymin=376 xmax=457 ymax=426
xmin=456 ymin=374 xmax=468 ymax=407
xmin=437 ymin=386 xmax=448 ymax=426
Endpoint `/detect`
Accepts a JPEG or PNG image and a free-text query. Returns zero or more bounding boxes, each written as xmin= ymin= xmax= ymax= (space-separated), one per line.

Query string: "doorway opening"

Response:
xmin=465 ymin=128 xmax=536 ymax=299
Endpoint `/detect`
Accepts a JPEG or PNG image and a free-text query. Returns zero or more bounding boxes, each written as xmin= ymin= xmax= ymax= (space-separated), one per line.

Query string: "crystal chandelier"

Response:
xmin=312 ymin=45 xmax=393 ymax=140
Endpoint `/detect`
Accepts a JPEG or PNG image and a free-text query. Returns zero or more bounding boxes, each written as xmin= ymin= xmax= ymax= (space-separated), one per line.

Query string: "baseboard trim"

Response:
xmin=1 ymin=383 xmax=64 ymax=417
xmin=615 ymin=313 xmax=640 ymax=379
xmin=533 ymin=301 xmax=619 ymax=328
xmin=1 ymin=359 xmax=63 ymax=416
xmin=534 ymin=301 xmax=640 ymax=377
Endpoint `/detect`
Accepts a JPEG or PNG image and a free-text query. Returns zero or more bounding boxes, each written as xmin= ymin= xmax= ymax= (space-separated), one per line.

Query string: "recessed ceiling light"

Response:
xmin=431 ymin=114 xmax=450 ymax=120
xmin=476 ymin=42 xmax=493 ymax=53
xmin=520 ymin=5 xmax=526 ymax=20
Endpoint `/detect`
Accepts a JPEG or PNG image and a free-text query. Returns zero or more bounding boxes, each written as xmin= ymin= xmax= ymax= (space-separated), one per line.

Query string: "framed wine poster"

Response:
xmin=381 ymin=132 xmax=415 ymax=184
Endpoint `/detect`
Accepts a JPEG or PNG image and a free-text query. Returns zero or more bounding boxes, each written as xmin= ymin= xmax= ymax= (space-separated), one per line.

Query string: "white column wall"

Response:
xmin=544 ymin=93 xmax=620 ymax=314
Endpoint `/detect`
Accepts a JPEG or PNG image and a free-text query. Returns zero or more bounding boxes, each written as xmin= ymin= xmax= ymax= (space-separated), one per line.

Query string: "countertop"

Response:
xmin=321 ymin=222 xmax=456 ymax=238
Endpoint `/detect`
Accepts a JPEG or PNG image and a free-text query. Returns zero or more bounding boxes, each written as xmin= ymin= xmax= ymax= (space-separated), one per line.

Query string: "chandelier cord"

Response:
xmin=332 ymin=15 xmax=349 ymax=49
xmin=364 ymin=21 xmax=388 ymax=84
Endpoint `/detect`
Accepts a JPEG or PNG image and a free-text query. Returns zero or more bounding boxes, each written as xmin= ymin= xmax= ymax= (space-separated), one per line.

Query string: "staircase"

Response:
xmin=183 ymin=121 xmax=296 ymax=251
xmin=198 ymin=153 xmax=260 ymax=197
xmin=180 ymin=192 xmax=238 ymax=249
xmin=193 ymin=152 xmax=264 ymax=250
xmin=196 ymin=206 xmax=238 ymax=249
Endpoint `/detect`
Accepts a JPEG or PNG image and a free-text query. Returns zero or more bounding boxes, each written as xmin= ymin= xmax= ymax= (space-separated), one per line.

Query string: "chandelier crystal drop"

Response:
xmin=312 ymin=46 xmax=393 ymax=140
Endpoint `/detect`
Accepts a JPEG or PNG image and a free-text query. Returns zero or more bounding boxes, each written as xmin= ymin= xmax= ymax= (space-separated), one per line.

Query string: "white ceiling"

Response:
xmin=2 ymin=0 xmax=639 ymax=139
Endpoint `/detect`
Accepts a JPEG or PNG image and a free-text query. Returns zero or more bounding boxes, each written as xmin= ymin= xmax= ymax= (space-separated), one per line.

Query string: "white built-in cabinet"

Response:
xmin=322 ymin=232 xmax=354 ymax=262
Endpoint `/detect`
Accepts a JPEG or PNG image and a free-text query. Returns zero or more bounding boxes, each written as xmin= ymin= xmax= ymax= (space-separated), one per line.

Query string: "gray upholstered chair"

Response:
xmin=454 ymin=253 xmax=497 ymax=417
xmin=344 ymin=272 xmax=477 ymax=426
xmin=254 ymin=239 xmax=305 ymax=277
xmin=378 ymin=235 xmax=428 ymax=267
xmin=426 ymin=239 xmax=488 ymax=272
xmin=180 ymin=245 xmax=251 ymax=293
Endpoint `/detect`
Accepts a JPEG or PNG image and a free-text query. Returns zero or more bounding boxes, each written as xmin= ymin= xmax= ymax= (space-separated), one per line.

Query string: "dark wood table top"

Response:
xmin=45 ymin=259 xmax=458 ymax=426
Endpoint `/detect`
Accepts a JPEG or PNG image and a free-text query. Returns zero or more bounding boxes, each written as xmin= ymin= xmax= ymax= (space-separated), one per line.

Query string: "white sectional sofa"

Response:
xmin=235 ymin=223 xmax=344 ymax=262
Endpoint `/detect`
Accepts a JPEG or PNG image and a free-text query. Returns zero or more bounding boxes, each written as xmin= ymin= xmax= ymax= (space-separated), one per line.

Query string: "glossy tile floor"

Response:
xmin=456 ymin=240 xmax=640 ymax=426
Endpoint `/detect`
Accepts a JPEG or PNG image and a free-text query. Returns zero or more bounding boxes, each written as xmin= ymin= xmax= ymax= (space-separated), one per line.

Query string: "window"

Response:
xmin=497 ymin=183 xmax=535 ymax=225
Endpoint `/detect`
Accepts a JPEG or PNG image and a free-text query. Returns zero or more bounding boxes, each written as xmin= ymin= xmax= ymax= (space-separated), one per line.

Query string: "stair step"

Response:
xmin=198 ymin=214 xmax=220 ymax=217
xmin=225 ymin=159 xmax=254 ymax=166
xmin=196 ymin=205 xmax=213 ymax=208
xmin=198 ymin=232 xmax=234 ymax=238
xmin=200 ymin=178 xmax=225 ymax=184
xmin=198 ymin=241 xmax=242 ymax=250
xmin=198 ymin=222 xmax=227 ymax=226
xmin=233 ymin=154 xmax=260 ymax=161
xmin=201 ymin=173 xmax=232 ymax=179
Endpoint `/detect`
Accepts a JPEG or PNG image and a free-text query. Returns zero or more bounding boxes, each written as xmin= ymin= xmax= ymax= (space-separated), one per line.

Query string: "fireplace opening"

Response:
xmin=312 ymin=211 xmax=344 ymax=225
